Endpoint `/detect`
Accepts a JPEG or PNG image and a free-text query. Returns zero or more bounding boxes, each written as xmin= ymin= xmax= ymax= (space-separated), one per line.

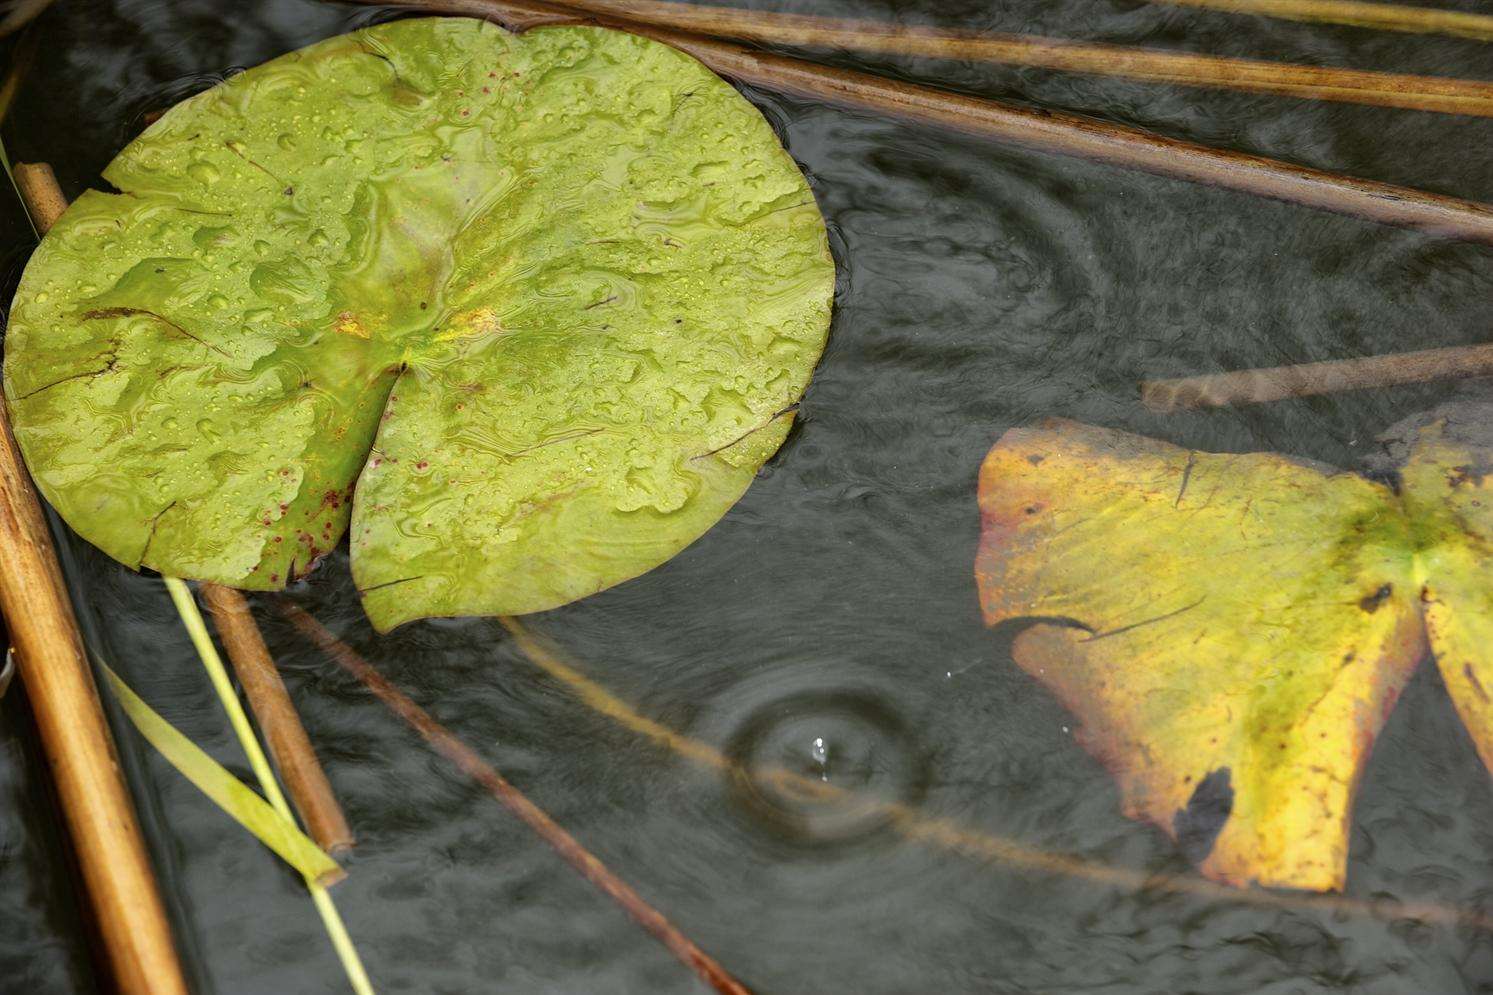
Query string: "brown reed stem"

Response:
xmin=367 ymin=0 xmax=1493 ymax=246
xmin=278 ymin=601 xmax=753 ymax=995
xmin=1 ymin=164 xmax=187 ymax=994
xmin=201 ymin=583 xmax=354 ymax=855
xmin=1159 ymin=0 xmax=1493 ymax=43
xmin=490 ymin=0 xmax=1493 ymax=117
xmin=14 ymin=162 xmax=66 ymax=229
xmin=1140 ymin=342 xmax=1493 ymax=410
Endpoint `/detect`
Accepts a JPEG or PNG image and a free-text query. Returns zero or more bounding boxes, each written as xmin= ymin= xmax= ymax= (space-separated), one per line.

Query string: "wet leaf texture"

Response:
xmin=2 ymin=18 xmax=833 ymax=630
xmin=976 ymin=403 xmax=1493 ymax=891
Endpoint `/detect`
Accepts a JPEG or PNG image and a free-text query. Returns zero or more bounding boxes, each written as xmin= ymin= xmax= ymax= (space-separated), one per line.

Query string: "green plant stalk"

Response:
xmin=164 ymin=577 xmax=373 ymax=995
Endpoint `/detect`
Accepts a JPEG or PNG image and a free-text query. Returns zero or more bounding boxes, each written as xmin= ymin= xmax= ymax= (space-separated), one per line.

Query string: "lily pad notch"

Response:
xmin=2 ymin=17 xmax=835 ymax=630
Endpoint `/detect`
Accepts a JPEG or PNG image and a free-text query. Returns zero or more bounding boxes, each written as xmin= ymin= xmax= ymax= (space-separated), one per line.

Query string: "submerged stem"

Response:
xmin=278 ymin=600 xmax=753 ymax=995
xmin=494 ymin=617 xmax=1493 ymax=934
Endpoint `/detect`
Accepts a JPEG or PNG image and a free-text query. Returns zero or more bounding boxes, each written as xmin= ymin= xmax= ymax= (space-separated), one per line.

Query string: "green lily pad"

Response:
xmin=2 ymin=17 xmax=833 ymax=630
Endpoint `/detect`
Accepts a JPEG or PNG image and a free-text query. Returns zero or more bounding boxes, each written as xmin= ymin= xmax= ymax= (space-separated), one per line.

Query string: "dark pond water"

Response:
xmin=5 ymin=0 xmax=1493 ymax=992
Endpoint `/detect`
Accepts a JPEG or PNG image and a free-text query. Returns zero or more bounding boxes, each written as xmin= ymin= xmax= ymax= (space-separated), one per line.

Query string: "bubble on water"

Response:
xmin=810 ymin=735 xmax=829 ymax=781
xmin=724 ymin=690 xmax=927 ymax=845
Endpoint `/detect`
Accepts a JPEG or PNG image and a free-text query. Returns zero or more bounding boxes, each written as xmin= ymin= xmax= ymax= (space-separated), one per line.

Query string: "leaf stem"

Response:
xmin=101 ymin=663 xmax=341 ymax=884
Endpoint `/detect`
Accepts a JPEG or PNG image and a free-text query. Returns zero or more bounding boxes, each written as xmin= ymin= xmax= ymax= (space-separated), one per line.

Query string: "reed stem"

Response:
xmin=501 ymin=0 xmax=1493 ymax=117
xmin=1158 ymin=0 xmax=1493 ymax=43
xmin=14 ymin=161 xmax=64 ymax=229
xmin=1140 ymin=342 xmax=1493 ymax=410
xmin=279 ymin=601 xmax=753 ymax=995
xmin=375 ymin=0 xmax=1493 ymax=246
xmin=1 ymin=161 xmax=187 ymax=995
xmin=201 ymin=582 xmax=354 ymax=855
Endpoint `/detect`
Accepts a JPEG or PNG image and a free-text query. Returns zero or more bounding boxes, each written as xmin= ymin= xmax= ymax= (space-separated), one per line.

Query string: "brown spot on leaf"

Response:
xmin=1359 ymin=584 xmax=1393 ymax=613
xmin=1466 ymin=664 xmax=1490 ymax=703
xmin=1447 ymin=464 xmax=1488 ymax=488
xmin=334 ymin=311 xmax=369 ymax=339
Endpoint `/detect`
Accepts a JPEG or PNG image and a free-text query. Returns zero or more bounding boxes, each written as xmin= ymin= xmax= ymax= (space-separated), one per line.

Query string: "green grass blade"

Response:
xmin=101 ymin=663 xmax=341 ymax=884
xmin=163 ymin=577 xmax=374 ymax=994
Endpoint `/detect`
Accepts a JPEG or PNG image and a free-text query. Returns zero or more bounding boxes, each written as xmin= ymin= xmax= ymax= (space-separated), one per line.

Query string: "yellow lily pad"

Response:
xmin=976 ymin=416 xmax=1459 ymax=891
xmin=1395 ymin=401 xmax=1493 ymax=782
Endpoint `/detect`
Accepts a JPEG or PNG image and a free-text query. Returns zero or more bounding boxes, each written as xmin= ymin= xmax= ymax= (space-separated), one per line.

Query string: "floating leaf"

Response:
xmin=1 ymin=17 xmax=833 ymax=630
xmin=976 ymin=419 xmax=1426 ymax=891
xmin=976 ymin=407 xmax=1493 ymax=891
xmin=1388 ymin=399 xmax=1493 ymax=780
xmin=976 ymin=404 xmax=1493 ymax=892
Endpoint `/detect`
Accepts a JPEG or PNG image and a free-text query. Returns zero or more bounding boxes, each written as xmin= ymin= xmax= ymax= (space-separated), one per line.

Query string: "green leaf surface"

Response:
xmin=2 ymin=17 xmax=833 ymax=629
